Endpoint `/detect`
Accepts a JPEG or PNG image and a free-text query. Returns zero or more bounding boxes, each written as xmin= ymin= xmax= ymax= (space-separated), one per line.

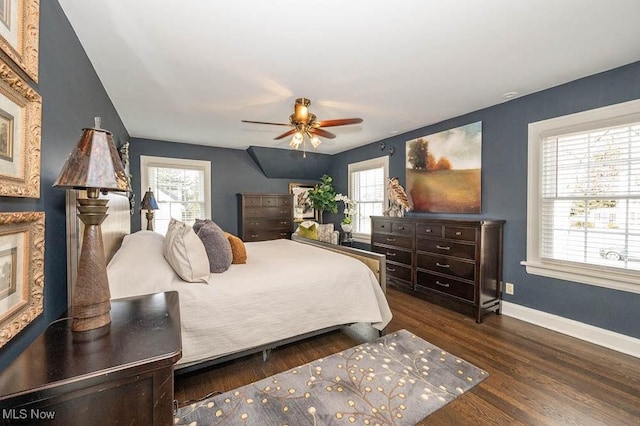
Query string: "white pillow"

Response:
xmin=163 ymin=218 xmax=210 ymax=283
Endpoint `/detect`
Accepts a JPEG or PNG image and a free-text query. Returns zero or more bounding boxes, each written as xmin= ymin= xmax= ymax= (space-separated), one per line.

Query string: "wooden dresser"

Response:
xmin=371 ymin=216 xmax=504 ymax=322
xmin=0 ymin=292 xmax=182 ymax=425
xmin=237 ymin=193 xmax=293 ymax=242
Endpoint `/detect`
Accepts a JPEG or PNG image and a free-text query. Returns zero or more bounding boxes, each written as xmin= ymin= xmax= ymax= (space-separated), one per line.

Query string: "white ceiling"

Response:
xmin=59 ymin=0 xmax=640 ymax=154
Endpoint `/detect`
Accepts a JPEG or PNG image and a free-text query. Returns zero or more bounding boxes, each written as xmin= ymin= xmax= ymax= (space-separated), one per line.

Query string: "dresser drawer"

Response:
xmin=245 ymin=206 xmax=291 ymax=218
xmin=391 ymin=222 xmax=414 ymax=235
xmin=372 ymin=220 xmax=391 ymax=234
xmin=444 ymin=225 xmax=477 ymax=242
xmin=416 ymin=223 xmax=444 ymax=238
xmin=372 ymin=233 xmax=413 ymax=249
xmin=385 ymin=263 xmax=412 ymax=282
xmin=416 ymin=253 xmax=475 ymax=281
xmin=244 ymin=230 xmax=290 ymax=241
xmin=416 ymin=271 xmax=475 ymax=303
xmin=373 ymin=245 xmax=412 ymax=266
xmin=244 ymin=217 xmax=292 ymax=230
xmin=243 ymin=196 xmax=262 ymax=208
xmin=277 ymin=196 xmax=292 ymax=207
xmin=416 ymin=238 xmax=476 ymax=260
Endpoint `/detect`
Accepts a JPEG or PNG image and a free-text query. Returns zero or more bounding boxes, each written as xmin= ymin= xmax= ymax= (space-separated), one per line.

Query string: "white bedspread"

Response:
xmin=107 ymin=231 xmax=392 ymax=366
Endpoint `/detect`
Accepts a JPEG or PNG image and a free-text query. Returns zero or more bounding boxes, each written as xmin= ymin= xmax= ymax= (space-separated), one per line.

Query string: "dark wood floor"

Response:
xmin=174 ymin=287 xmax=640 ymax=425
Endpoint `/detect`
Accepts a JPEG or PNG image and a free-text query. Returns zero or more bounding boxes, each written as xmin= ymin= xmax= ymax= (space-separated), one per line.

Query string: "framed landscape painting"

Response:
xmin=406 ymin=121 xmax=482 ymax=213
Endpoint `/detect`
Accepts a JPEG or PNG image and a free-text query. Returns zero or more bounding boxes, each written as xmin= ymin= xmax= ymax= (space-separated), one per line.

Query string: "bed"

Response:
xmin=65 ymin=190 xmax=391 ymax=372
xmin=105 ymin=230 xmax=392 ymax=371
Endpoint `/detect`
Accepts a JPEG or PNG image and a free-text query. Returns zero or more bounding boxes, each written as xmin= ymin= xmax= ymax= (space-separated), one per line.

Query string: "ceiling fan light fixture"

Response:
xmin=289 ymin=131 xmax=303 ymax=149
xmin=310 ymin=134 xmax=321 ymax=148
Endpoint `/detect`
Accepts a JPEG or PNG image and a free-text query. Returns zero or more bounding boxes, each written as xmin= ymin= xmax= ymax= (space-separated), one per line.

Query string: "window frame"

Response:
xmin=348 ymin=156 xmax=389 ymax=243
xmin=140 ymin=155 xmax=212 ymax=233
xmin=525 ymin=99 xmax=640 ymax=294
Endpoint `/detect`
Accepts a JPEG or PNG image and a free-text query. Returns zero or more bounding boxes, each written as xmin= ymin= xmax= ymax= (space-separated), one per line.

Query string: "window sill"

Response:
xmin=521 ymin=260 xmax=640 ymax=294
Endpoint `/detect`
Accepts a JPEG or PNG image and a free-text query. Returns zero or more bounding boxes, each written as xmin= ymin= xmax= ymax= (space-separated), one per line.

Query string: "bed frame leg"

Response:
xmin=262 ymin=348 xmax=272 ymax=362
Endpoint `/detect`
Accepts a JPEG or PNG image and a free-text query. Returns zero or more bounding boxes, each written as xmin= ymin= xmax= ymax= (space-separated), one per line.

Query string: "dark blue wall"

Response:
xmin=129 ymin=138 xmax=316 ymax=234
xmin=328 ymin=61 xmax=640 ymax=339
xmin=0 ymin=1 xmax=129 ymax=370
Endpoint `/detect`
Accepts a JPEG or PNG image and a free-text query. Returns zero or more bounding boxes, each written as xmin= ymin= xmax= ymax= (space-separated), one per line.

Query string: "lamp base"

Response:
xmin=145 ymin=210 xmax=154 ymax=231
xmin=72 ymin=193 xmax=111 ymax=332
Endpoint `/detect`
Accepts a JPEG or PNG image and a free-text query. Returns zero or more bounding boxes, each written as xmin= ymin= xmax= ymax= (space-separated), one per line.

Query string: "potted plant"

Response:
xmin=335 ymin=193 xmax=356 ymax=233
xmin=307 ymin=174 xmax=337 ymax=223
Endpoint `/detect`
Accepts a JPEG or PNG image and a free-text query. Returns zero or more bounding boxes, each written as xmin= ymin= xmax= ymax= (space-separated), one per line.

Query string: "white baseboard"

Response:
xmin=501 ymin=301 xmax=640 ymax=359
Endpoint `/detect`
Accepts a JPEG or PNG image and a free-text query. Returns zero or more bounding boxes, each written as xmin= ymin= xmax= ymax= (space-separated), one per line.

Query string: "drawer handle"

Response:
xmin=386 ymin=267 xmax=396 ymax=272
xmin=280 ymin=221 xmax=288 ymax=225
xmin=251 ymin=234 xmax=258 ymax=238
xmin=398 ymin=226 xmax=405 ymax=230
xmin=424 ymin=229 xmax=432 ymax=233
xmin=436 ymin=280 xmax=450 ymax=288
xmin=386 ymin=252 xmax=397 ymax=257
xmin=280 ymin=210 xmax=288 ymax=214
xmin=386 ymin=237 xmax=396 ymax=242
xmin=436 ymin=262 xmax=450 ymax=268
xmin=455 ymin=231 xmax=462 ymax=236
xmin=280 ymin=232 xmax=288 ymax=236
xmin=436 ymin=245 xmax=450 ymax=250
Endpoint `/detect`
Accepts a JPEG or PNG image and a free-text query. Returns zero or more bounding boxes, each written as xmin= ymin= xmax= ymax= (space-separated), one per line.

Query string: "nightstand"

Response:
xmin=0 ymin=291 xmax=182 ymax=425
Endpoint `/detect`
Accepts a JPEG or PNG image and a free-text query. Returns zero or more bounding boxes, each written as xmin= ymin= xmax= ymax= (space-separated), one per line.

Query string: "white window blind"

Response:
xmin=541 ymin=124 xmax=640 ymax=271
xmin=348 ymin=156 xmax=388 ymax=240
xmin=526 ymin=99 xmax=640 ymax=293
xmin=141 ymin=156 xmax=211 ymax=235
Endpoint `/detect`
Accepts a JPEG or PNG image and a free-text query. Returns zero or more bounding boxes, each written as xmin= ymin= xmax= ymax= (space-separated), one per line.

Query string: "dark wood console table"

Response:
xmin=0 ymin=291 xmax=182 ymax=425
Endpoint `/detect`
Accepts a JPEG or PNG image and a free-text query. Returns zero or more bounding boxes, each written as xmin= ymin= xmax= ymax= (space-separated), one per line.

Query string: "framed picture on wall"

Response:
xmin=0 ymin=0 xmax=39 ymax=82
xmin=406 ymin=121 xmax=482 ymax=213
xmin=0 ymin=57 xmax=42 ymax=198
xmin=0 ymin=211 xmax=45 ymax=348
xmin=289 ymin=182 xmax=316 ymax=222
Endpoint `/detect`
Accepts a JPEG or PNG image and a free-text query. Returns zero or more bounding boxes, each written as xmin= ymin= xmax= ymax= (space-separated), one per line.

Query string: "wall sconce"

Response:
xmin=53 ymin=117 xmax=131 ymax=332
xmin=141 ymin=188 xmax=159 ymax=231
xmin=388 ymin=147 xmax=396 ymax=156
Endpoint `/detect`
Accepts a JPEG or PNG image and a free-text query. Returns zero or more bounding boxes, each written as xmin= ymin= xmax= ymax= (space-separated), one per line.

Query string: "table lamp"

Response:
xmin=141 ymin=188 xmax=159 ymax=231
xmin=53 ymin=118 xmax=131 ymax=331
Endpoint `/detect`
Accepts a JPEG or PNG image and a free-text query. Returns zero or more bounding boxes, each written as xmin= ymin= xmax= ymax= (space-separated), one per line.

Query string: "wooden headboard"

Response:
xmin=65 ymin=189 xmax=132 ymax=307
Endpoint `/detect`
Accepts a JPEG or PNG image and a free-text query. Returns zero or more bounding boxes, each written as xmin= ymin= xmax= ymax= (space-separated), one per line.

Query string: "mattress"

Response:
xmin=107 ymin=231 xmax=392 ymax=366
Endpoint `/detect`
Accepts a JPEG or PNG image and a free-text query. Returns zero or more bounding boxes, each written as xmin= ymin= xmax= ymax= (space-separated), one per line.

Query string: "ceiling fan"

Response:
xmin=241 ymin=97 xmax=363 ymax=153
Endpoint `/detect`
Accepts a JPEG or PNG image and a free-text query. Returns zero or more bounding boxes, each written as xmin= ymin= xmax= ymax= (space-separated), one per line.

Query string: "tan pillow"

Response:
xmin=224 ymin=232 xmax=247 ymax=264
xmin=163 ymin=218 xmax=209 ymax=283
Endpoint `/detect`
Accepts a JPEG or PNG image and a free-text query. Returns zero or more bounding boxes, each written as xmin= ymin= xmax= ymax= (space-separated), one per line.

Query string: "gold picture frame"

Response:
xmin=0 ymin=211 xmax=45 ymax=348
xmin=0 ymin=56 xmax=41 ymax=198
xmin=0 ymin=0 xmax=39 ymax=82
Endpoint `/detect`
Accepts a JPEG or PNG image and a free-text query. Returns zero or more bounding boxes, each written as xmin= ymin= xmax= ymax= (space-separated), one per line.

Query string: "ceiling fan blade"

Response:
xmin=309 ymin=128 xmax=336 ymax=139
xmin=241 ymin=120 xmax=290 ymax=126
xmin=274 ymin=128 xmax=298 ymax=140
xmin=316 ymin=118 xmax=363 ymax=128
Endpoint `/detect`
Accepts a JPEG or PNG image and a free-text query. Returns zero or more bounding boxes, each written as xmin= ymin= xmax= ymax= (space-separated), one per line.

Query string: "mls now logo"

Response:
xmin=2 ymin=408 xmax=56 ymax=420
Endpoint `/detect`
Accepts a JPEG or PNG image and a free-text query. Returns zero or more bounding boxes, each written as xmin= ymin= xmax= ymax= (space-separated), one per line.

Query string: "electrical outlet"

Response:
xmin=505 ymin=282 xmax=515 ymax=295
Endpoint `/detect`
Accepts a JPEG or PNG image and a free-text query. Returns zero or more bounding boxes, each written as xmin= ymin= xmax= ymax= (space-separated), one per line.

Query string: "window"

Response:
xmin=526 ymin=99 xmax=640 ymax=293
xmin=140 ymin=156 xmax=211 ymax=235
xmin=348 ymin=156 xmax=389 ymax=242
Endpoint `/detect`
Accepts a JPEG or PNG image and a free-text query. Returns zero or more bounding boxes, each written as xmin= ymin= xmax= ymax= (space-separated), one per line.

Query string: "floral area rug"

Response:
xmin=175 ymin=329 xmax=488 ymax=425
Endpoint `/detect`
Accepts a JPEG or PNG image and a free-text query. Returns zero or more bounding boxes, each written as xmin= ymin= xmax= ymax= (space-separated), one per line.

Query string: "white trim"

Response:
xmin=502 ymin=301 xmax=640 ymax=359
xmin=526 ymin=99 xmax=640 ymax=293
xmin=348 ymin=156 xmax=389 ymax=240
xmin=140 ymin=155 xmax=212 ymax=231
